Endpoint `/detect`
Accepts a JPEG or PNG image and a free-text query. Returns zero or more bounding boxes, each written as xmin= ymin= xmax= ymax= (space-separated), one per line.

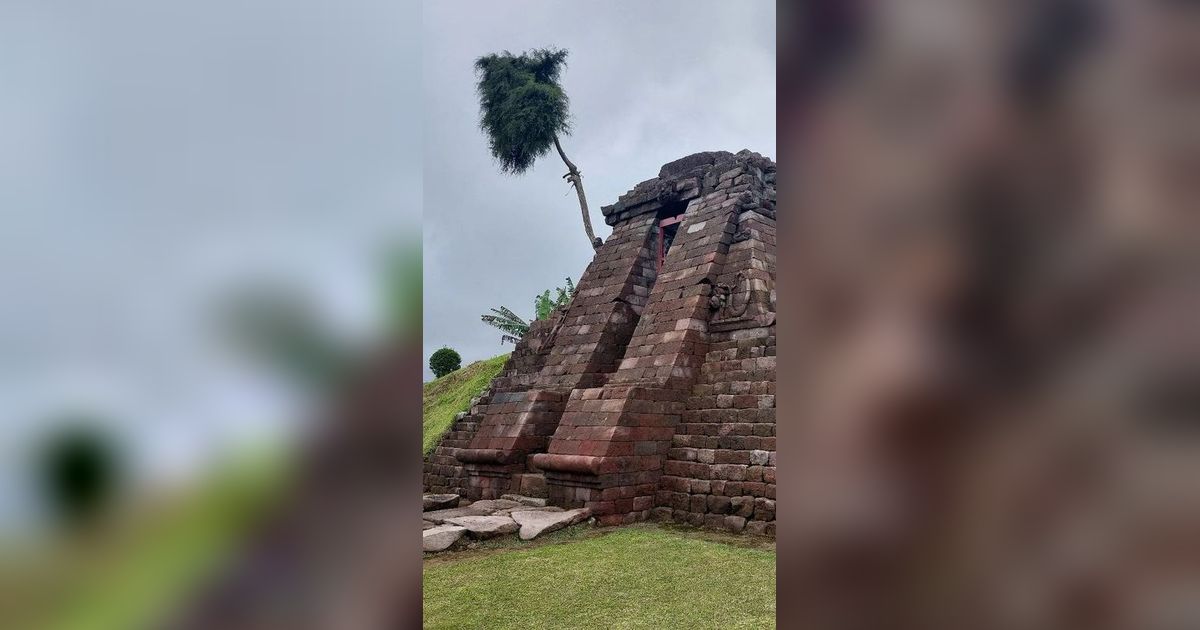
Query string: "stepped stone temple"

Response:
xmin=424 ymin=150 xmax=776 ymax=533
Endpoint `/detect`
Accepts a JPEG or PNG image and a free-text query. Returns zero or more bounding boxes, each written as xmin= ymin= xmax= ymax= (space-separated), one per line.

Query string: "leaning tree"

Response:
xmin=475 ymin=48 xmax=601 ymax=251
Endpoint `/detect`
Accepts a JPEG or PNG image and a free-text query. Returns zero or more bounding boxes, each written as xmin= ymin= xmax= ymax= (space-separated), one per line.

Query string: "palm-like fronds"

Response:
xmin=481 ymin=278 xmax=575 ymax=345
xmin=481 ymin=306 xmax=529 ymax=344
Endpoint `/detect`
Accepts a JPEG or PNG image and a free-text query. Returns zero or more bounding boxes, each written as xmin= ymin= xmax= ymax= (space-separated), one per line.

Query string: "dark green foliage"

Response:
xmin=39 ymin=421 xmax=122 ymax=529
xmin=218 ymin=284 xmax=351 ymax=393
xmin=482 ymin=277 xmax=576 ymax=345
xmin=382 ymin=240 xmax=421 ymax=340
xmin=429 ymin=347 xmax=463 ymax=378
xmin=475 ymin=48 xmax=571 ymax=174
xmin=474 ymin=47 xmax=600 ymax=250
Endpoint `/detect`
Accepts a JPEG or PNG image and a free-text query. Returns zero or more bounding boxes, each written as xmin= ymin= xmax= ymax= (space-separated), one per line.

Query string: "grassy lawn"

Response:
xmin=423 ymin=353 xmax=508 ymax=453
xmin=423 ymin=523 xmax=776 ymax=629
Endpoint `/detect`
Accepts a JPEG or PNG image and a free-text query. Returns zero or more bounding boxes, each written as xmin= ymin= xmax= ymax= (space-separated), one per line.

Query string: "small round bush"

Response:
xmin=429 ymin=347 xmax=462 ymax=378
xmin=39 ymin=422 xmax=122 ymax=530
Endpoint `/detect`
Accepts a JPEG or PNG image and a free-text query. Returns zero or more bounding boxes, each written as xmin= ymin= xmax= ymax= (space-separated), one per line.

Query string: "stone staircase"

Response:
xmin=422 ymin=389 xmax=491 ymax=497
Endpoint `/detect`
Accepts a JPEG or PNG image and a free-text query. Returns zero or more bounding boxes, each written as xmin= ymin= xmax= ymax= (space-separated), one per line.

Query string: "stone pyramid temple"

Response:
xmin=424 ymin=150 xmax=776 ymax=534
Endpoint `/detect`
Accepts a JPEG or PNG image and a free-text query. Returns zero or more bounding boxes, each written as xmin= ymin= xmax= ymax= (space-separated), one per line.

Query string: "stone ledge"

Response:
xmin=529 ymin=453 xmax=602 ymax=475
xmin=457 ymin=448 xmax=518 ymax=465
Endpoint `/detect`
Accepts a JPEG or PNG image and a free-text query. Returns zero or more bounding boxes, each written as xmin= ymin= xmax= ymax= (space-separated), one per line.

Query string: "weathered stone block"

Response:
xmin=444 ymin=515 xmax=520 ymax=538
xmin=707 ymin=495 xmax=732 ymax=515
xmin=423 ymin=525 xmax=467 ymax=552
xmin=500 ymin=494 xmax=548 ymax=507
xmin=511 ymin=508 xmax=591 ymax=540
xmin=730 ymin=496 xmax=755 ymax=518
xmin=423 ymin=494 xmax=460 ymax=511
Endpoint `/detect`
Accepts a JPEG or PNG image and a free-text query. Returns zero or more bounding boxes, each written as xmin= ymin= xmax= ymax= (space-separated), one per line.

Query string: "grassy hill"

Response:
xmin=423 ymin=354 xmax=508 ymax=453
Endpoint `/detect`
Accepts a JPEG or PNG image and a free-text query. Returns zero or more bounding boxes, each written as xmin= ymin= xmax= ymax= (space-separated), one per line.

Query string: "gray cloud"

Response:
xmin=0 ymin=0 xmax=774 ymax=529
xmin=0 ymin=0 xmax=420 ymax=525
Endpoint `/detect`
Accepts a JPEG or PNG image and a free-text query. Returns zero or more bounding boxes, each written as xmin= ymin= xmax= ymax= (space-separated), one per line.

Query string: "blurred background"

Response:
xmin=0 ymin=1 xmax=421 ymax=628
xmin=777 ymin=1 xmax=1200 ymax=628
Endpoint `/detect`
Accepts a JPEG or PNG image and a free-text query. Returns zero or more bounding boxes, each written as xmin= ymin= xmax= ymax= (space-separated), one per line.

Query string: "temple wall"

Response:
xmin=424 ymin=149 xmax=777 ymax=534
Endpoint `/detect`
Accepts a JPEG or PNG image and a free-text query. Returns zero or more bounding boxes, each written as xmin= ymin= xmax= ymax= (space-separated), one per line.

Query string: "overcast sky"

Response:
xmin=422 ymin=0 xmax=776 ymax=379
xmin=0 ymin=0 xmax=419 ymax=530
xmin=0 ymin=0 xmax=775 ymax=532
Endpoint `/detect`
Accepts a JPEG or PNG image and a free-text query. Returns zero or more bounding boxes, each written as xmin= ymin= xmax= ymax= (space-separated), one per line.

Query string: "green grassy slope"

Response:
xmin=423 ymin=353 xmax=508 ymax=454
xmin=423 ymin=524 xmax=776 ymax=629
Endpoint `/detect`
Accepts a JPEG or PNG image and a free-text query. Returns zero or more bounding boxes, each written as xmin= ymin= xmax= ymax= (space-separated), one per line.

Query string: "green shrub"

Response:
xmin=429 ymin=347 xmax=462 ymax=378
xmin=39 ymin=421 xmax=123 ymax=529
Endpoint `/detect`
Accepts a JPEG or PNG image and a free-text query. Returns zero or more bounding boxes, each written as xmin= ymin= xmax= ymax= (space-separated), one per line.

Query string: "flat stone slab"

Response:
xmin=423 ymin=504 xmax=493 ymax=524
xmin=423 ymin=520 xmax=436 ymax=530
xmin=423 ymin=525 xmax=467 ymax=552
xmin=511 ymin=508 xmax=591 ymax=540
xmin=492 ymin=506 xmax=564 ymax=517
xmin=467 ymin=499 xmax=521 ymax=513
xmin=500 ymin=494 xmax=548 ymax=507
xmin=444 ymin=515 xmax=519 ymax=538
xmin=423 ymin=494 xmax=460 ymax=511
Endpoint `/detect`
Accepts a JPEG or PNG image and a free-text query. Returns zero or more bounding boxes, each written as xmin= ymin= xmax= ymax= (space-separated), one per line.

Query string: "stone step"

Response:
xmin=423 ymin=504 xmax=495 ymax=524
xmin=444 ymin=515 xmax=520 ymax=538
xmin=422 ymin=493 xmax=461 ymax=512
xmin=468 ymin=498 xmax=521 ymax=512
xmin=423 ymin=525 xmax=467 ymax=552
xmin=500 ymin=494 xmax=549 ymax=507
xmin=692 ymin=357 xmax=776 ymax=375
xmin=511 ymin=508 xmax=592 ymax=541
xmin=491 ymin=506 xmax=564 ymax=517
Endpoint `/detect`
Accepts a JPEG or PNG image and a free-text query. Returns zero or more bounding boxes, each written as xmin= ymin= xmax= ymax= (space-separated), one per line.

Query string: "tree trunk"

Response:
xmin=553 ymin=134 xmax=601 ymax=250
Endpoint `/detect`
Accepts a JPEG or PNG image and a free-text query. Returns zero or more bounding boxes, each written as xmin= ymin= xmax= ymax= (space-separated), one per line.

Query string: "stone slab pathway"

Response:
xmin=422 ymin=494 xmax=592 ymax=552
